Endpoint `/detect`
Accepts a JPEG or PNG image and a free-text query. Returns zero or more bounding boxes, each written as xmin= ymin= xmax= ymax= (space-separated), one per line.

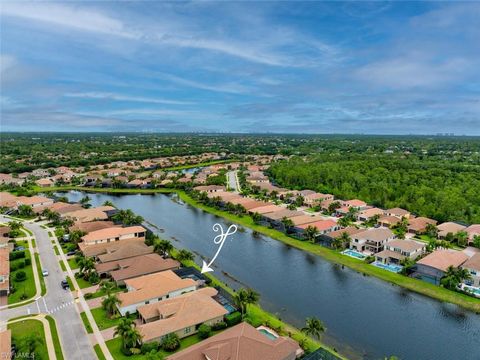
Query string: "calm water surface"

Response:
xmin=61 ymin=191 xmax=480 ymax=360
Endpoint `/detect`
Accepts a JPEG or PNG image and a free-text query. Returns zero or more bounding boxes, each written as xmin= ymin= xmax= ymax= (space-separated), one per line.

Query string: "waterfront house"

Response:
xmin=193 ymin=185 xmax=226 ymax=193
xmin=33 ymin=201 xmax=83 ymax=215
xmin=62 ymin=206 xmax=115 ymax=223
xmin=70 ymin=221 xmax=118 ymax=234
xmin=437 ymin=222 xmax=467 ymax=239
xmin=350 ymin=228 xmax=396 ymax=254
xmin=262 ymin=209 xmax=304 ymax=229
xmin=375 ymin=239 xmax=426 ymax=265
xmin=17 ymin=195 xmax=54 ymax=208
xmin=407 ymin=217 xmax=437 ymax=234
xmin=249 ymin=204 xmax=284 ymax=215
xmin=35 ymin=178 xmax=54 ymax=187
xmin=296 ymin=219 xmax=339 ymax=236
xmin=95 ymin=253 xmax=180 ymax=285
xmin=117 ymin=270 xmax=197 ymax=316
xmin=461 ymin=253 xmax=480 ymax=287
xmin=137 ymin=287 xmax=228 ymax=343
xmin=79 ymin=238 xmax=152 ymax=258
xmin=81 ymin=225 xmax=146 ymax=246
xmin=289 ymin=215 xmax=327 ymax=227
xmin=166 ymin=322 xmax=303 ymax=360
xmin=413 ymin=250 xmax=469 ymax=285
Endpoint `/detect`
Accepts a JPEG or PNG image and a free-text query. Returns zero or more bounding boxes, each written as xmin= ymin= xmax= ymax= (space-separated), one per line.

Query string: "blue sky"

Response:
xmin=1 ymin=1 xmax=479 ymax=134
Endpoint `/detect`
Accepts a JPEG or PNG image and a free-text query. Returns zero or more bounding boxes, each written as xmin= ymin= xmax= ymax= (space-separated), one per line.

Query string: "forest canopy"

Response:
xmin=268 ymin=155 xmax=480 ymax=224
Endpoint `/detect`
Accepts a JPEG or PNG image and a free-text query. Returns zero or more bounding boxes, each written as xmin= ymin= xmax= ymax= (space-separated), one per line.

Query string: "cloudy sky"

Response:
xmin=1 ymin=1 xmax=479 ymax=134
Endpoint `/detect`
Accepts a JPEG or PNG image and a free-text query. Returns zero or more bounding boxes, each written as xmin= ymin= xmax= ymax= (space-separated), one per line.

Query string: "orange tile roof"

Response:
xmin=417 ymin=250 xmax=469 ymax=271
xmin=82 ymin=225 xmax=145 ymax=243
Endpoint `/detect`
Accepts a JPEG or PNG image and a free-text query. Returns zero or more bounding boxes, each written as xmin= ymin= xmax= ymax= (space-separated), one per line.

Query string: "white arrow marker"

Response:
xmin=201 ymin=223 xmax=237 ymax=273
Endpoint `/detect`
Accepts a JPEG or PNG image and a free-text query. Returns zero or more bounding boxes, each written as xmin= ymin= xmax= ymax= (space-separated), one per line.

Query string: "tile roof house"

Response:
xmin=343 ymin=199 xmax=367 ymax=209
xmin=296 ymin=219 xmax=339 ymax=235
xmin=0 ymin=248 xmax=10 ymax=296
xmin=357 ymin=207 xmax=385 ymax=222
xmin=166 ymin=322 xmax=303 ymax=360
xmin=461 ymin=253 xmax=480 ymax=287
xmin=95 ymin=253 xmax=180 ymax=286
xmin=70 ymin=221 xmax=118 ymax=234
xmin=0 ymin=192 xmax=19 ymax=208
xmin=79 ymin=238 xmax=152 ymax=258
xmin=375 ymin=239 xmax=426 ymax=265
xmin=35 ymin=178 xmax=54 ymax=187
xmin=137 ymin=287 xmax=228 ymax=343
xmin=350 ymin=228 xmax=396 ymax=254
xmin=62 ymin=206 xmax=115 ymax=223
xmin=32 ymin=201 xmax=83 ymax=215
xmin=437 ymin=222 xmax=467 ymax=239
xmin=385 ymin=208 xmax=411 ymax=219
xmin=407 ymin=217 xmax=437 ymax=234
xmin=117 ymin=270 xmax=198 ymax=315
xmin=378 ymin=215 xmax=402 ymax=228
xmin=303 ymin=193 xmax=334 ymax=207
xmin=413 ymin=250 xmax=469 ymax=285
xmin=17 ymin=195 xmax=54 ymax=208
xmin=0 ymin=329 xmax=11 ymax=360
xmin=465 ymin=224 xmax=480 ymax=244
xmin=81 ymin=225 xmax=146 ymax=245
xmin=193 ymin=185 xmax=226 ymax=193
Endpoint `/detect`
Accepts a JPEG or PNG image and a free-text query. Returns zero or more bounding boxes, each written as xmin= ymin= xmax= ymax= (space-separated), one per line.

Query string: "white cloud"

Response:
xmin=157 ymin=73 xmax=253 ymax=95
xmin=64 ymin=92 xmax=194 ymax=105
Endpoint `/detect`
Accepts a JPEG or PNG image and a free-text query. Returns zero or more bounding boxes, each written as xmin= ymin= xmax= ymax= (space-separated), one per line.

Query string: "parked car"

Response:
xmin=42 ymin=269 xmax=49 ymax=277
xmin=14 ymin=246 xmax=25 ymax=251
xmin=66 ymin=250 xmax=77 ymax=256
xmin=61 ymin=280 xmax=69 ymax=290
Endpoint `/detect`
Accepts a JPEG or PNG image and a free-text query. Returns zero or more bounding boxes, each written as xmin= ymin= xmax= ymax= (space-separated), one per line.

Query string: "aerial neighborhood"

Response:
xmin=0 ymin=150 xmax=479 ymax=360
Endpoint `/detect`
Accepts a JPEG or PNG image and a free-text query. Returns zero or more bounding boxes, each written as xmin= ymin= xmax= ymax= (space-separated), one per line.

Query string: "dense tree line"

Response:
xmin=268 ymin=155 xmax=480 ymax=224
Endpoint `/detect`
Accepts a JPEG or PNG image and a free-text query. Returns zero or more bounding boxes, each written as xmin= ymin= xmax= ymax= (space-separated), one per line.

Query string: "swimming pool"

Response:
xmin=341 ymin=249 xmax=366 ymax=259
xmin=223 ymin=304 xmax=236 ymax=313
xmin=461 ymin=284 xmax=480 ymax=298
xmin=258 ymin=328 xmax=278 ymax=340
xmin=372 ymin=261 xmax=403 ymax=273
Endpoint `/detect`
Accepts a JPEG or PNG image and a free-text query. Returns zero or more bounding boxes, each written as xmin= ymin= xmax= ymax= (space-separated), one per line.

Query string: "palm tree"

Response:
xmin=301 ymin=317 xmax=325 ymax=340
xmin=80 ymin=196 xmax=91 ymax=208
xmin=114 ymin=317 xmax=142 ymax=350
xmin=69 ymin=229 xmax=86 ymax=244
xmin=100 ymin=280 xmax=117 ymax=296
xmin=304 ymin=225 xmax=319 ymax=243
xmin=176 ymin=249 xmax=194 ymax=262
xmin=333 ymin=231 xmax=351 ymax=250
xmin=425 ymin=223 xmax=438 ymax=238
xmin=102 ymin=200 xmax=115 ymax=207
xmin=154 ymin=239 xmax=173 ymax=257
xmin=251 ymin=212 xmax=262 ymax=224
xmin=281 ymin=217 xmax=294 ymax=233
xmin=455 ymin=231 xmax=468 ymax=247
xmin=234 ymin=288 xmax=259 ymax=318
xmin=77 ymin=256 xmax=95 ymax=277
xmin=22 ymin=334 xmax=43 ymax=356
xmin=102 ymin=294 xmax=121 ymax=318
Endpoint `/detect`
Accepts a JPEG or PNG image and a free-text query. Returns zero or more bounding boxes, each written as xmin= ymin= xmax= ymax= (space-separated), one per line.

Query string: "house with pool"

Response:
xmin=412 ymin=249 xmax=469 ymax=285
xmin=461 ymin=253 xmax=480 ymax=288
xmin=375 ymin=239 xmax=426 ymax=265
xmin=350 ymin=228 xmax=396 ymax=254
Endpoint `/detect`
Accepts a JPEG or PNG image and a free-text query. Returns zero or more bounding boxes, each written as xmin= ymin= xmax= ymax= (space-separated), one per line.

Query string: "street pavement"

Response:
xmin=227 ymin=170 xmax=240 ymax=192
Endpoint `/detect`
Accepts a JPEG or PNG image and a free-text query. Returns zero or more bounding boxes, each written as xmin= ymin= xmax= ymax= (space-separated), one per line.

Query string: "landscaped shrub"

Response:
xmin=225 ymin=312 xmax=242 ymax=327
xmin=211 ymin=321 xmax=227 ymax=330
xmin=198 ymin=324 xmax=212 ymax=339
xmin=141 ymin=341 xmax=159 ymax=354
xmin=130 ymin=348 xmax=141 ymax=355
xmin=9 ymin=251 xmax=26 ymax=261
xmin=15 ymin=271 xmax=27 ymax=282
xmin=24 ymin=258 xmax=31 ymax=266
xmin=17 ymin=261 xmax=25 ymax=269
xmin=84 ymin=293 xmax=93 ymax=299
xmin=161 ymin=333 xmax=180 ymax=352
xmin=364 ymin=255 xmax=375 ymax=264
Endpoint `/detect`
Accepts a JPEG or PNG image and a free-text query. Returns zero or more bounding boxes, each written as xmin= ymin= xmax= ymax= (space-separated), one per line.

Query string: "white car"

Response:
xmin=42 ymin=269 xmax=49 ymax=277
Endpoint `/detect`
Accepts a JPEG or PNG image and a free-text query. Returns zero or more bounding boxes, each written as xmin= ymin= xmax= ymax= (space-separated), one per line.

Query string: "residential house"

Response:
xmin=437 ymin=222 xmax=467 ymax=239
xmin=407 ymin=217 xmax=437 ymax=234
xmin=303 ymin=193 xmax=334 ymax=207
xmin=17 ymin=196 xmax=54 ymax=208
xmin=343 ymin=199 xmax=368 ymax=210
xmin=79 ymin=238 xmax=151 ymax=259
xmin=70 ymin=221 xmax=118 ymax=234
xmin=32 ymin=201 xmax=83 ymax=215
xmin=465 ymin=225 xmax=480 ymax=244
xmin=413 ymin=250 xmax=469 ymax=285
xmin=375 ymin=239 xmax=426 ymax=265
xmin=249 ymin=204 xmax=284 ymax=215
xmin=166 ymin=322 xmax=303 ymax=360
xmin=261 ymin=209 xmax=304 ymax=228
xmin=0 ymin=329 xmax=11 ymax=360
xmin=357 ymin=207 xmax=385 ymax=222
xmin=461 ymin=253 xmax=480 ymax=288
xmin=0 ymin=248 xmax=10 ymax=297
xmin=137 ymin=287 xmax=228 ymax=343
xmin=62 ymin=206 xmax=115 ymax=223
xmin=117 ymin=270 xmax=197 ymax=315
xmin=193 ymin=185 xmax=226 ymax=193
xmin=385 ymin=208 xmax=411 ymax=219
xmin=350 ymin=228 xmax=396 ymax=254
xmin=95 ymin=253 xmax=180 ymax=285
xmin=378 ymin=215 xmax=401 ymax=228
xmin=35 ymin=178 xmax=54 ymax=187
xmin=296 ymin=219 xmax=339 ymax=236
xmin=81 ymin=225 xmax=146 ymax=246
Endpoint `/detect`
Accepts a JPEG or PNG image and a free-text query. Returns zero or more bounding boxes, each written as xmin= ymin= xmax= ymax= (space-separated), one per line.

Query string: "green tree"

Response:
xmin=304 ymin=225 xmax=319 ymax=243
xmin=100 ymin=280 xmax=117 ymax=297
xmin=114 ymin=317 xmax=142 ymax=351
xmin=154 ymin=239 xmax=173 ymax=257
xmin=233 ymin=288 xmax=259 ymax=318
xmin=251 ymin=212 xmax=262 ymax=225
xmin=161 ymin=333 xmax=180 ymax=351
xmin=301 ymin=317 xmax=325 ymax=340
xmin=176 ymin=249 xmax=194 ymax=262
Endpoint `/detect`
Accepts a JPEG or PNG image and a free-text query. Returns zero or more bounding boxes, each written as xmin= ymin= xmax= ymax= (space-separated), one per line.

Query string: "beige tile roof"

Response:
xmin=466 ymin=224 xmax=480 ymax=238
xmin=17 ymin=196 xmax=52 ymax=206
xmin=462 ymin=253 xmax=480 ymax=271
xmin=70 ymin=221 xmax=118 ymax=233
xmin=408 ymin=217 xmax=437 ymax=232
xmin=289 ymin=215 xmax=326 ymax=226
xmin=82 ymin=225 xmax=145 ymax=243
xmin=353 ymin=228 xmax=394 ymax=242
xmin=0 ymin=329 xmax=11 ymax=360
xmin=386 ymin=208 xmax=410 ymax=217
xmin=327 ymin=226 xmax=366 ymax=239
xmin=358 ymin=207 xmax=385 ymax=219
xmin=386 ymin=239 xmax=425 ymax=252
xmin=262 ymin=209 xmax=304 ymax=221
xmin=166 ymin=322 xmax=300 ymax=360
xmin=250 ymin=205 xmax=283 ymax=214
xmin=119 ymin=270 xmax=197 ymax=307
xmin=297 ymin=219 xmax=337 ymax=231
xmin=79 ymin=238 xmax=149 ymax=257
xmin=63 ymin=206 xmax=115 ymax=223
xmin=138 ymin=287 xmax=227 ymax=342
xmin=438 ymin=222 xmax=467 ymax=236
xmin=417 ymin=250 xmax=469 ymax=271
xmin=97 ymin=242 xmax=153 ymax=263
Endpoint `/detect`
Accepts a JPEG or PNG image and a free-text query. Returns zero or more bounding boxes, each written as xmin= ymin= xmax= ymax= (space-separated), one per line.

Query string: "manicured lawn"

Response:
xmin=46 ymin=315 xmax=65 ymax=360
xmin=91 ymin=307 xmax=136 ymax=330
xmin=94 ymin=344 xmax=107 ymax=360
xmin=68 ymin=257 xmax=79 ymax=270
xmin=80 ymin=311 xmax=93 ymax=333
xmin=86 ymin=286 xmax=123 ymax=299
xmin=75 ymin=276 xmax=96 ymax=289
xmin=35 ymin=253 xmax=47 ymax=296
xmin=53 ymin=246 xmax=60 ymax=255
xmin=66 ymin=276 xmax=75 ymax=290
xmin=8 ymin=249 xmax=36 ymax=304
xmin=31 ymin=238 xmax=36 ymax=248
xmin=8 ymin=319 xmax=48 ymax=359
xmin=59 ymin=260 xmax=67 ymax=272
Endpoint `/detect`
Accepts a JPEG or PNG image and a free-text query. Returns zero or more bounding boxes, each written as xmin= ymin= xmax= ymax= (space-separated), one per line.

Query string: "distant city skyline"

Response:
xmin=1 ymin=1 xmax=479 ymax=134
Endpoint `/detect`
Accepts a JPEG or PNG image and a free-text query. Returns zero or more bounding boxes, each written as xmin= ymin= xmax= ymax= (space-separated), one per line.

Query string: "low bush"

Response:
xmin=225 ymin=312 xmax=242 ymax=327
xmin=15 ymin=271 xmax=27 ymax=282
xmin=161 ymin=333 xmax=180 ymax=352
xmin=211 ymin=321 xmax=227 ymax=330
xmin=84 ymin=293 xmax=93 ymax=299
xmin=24 ymin=258 xmax=31 ymax=266
xmin=9 ymin=251 xmax=26 ymax=261
xmin=141 ymin=341 xmax=159 ymax=354
xmin=198 ymin=324 xmax=212 ymax=339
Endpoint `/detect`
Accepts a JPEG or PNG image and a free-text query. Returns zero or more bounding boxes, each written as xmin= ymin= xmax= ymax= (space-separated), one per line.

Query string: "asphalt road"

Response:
xmin=227 ymin=170 xmax=240 ymax=192
xmin=0 ymin=216 xmax=96 ymax=360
